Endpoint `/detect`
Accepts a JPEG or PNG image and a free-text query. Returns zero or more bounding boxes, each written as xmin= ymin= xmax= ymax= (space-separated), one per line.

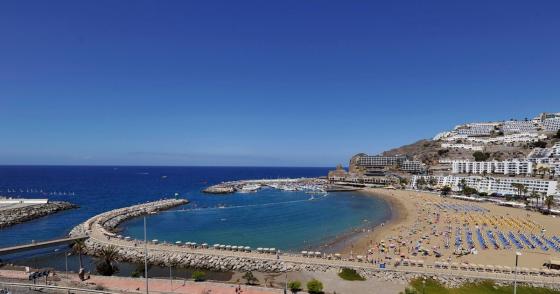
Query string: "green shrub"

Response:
xmin=288 ymin=280 xmax=302 ymax=293
xmin=191 ymin=270 xmax=206 ymax=282
xmin=306 ymin=279 xmax=324 ymax=294
xmin=338 ymin=268 xmax=365 ymax=281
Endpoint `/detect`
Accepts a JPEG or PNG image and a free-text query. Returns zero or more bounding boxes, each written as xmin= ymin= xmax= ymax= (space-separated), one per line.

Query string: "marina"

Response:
xmin=203 ymin=178 xmax=349 ymax=195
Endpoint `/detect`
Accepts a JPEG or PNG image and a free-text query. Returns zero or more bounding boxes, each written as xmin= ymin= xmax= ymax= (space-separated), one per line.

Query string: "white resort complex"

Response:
xmin=411 ymin=175 xmax=558 ymax=196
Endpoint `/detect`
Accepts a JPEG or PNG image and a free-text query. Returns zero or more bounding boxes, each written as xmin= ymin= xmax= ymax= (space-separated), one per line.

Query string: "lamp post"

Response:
xmin=169 ymin=265 xmax=173 ymax=292
xmin=65 ymin=252 xmax=70 ymax=279
xmin=284 ymin=272 xmax=287 ymax=294
xmin=143 ymin=215 xmax=148 ymax=293
xmin=144 ymin=211 xmax=157 ymax=294
xmin=514 ymin=251 xmax=521 ymax=294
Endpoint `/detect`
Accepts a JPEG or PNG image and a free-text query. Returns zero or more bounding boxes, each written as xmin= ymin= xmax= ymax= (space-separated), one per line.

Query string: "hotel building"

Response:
xmin=543 ymin=118 xmax=560 ymax=132
xmin=455 ymin=124 xmax=495 ymax=137
xmin=501 ymin=120 xmax=538 ymax=134
xmin=441 ymin=143 xmax=484 ymax=151
xmin=450 ymin=160 xmax=533 ymax=176
xmin=528 ymin=148 xmax=554 ymax=164
xmin=349 ymin=153 xmax=424 ymax=174
xmin=554 ymin=142 xmax=560 ymax=157
xmin=400 ymin=160 xmax=427 ymax=174
xmin=411 ymin=175 xmax=558 ymax=196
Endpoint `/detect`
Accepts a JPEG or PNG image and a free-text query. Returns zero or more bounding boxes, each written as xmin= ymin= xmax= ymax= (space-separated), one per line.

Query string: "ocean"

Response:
xmin=0 ymin=166 xmax=390 ymax=274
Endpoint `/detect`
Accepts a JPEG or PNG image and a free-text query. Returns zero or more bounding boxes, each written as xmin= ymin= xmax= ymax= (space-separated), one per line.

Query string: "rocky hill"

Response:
xmin=381 ymin=137 xmax=559 ymax=166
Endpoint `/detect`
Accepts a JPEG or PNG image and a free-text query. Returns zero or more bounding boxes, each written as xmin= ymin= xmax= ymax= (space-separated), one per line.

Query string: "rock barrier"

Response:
xmin=0 ymin=201 xmax=77 ymax=228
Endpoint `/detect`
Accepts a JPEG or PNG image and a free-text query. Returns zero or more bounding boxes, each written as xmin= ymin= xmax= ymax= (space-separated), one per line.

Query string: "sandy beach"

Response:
xmin=342 ymin=188 xmax=560 ymax=269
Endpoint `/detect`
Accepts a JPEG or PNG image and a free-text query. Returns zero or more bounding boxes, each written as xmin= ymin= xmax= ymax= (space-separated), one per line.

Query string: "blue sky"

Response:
xmin=1 ymin=1 xmax=560 ymax=167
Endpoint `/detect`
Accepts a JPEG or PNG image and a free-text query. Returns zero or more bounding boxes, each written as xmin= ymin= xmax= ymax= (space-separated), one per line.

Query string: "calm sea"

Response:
xmin=0 ymin=166 xmax=390 ymax=272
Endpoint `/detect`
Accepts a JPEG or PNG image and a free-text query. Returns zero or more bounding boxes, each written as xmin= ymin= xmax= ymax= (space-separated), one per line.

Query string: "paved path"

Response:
xmin=79 ymin=200 xmax=560 ymax=287
xmin=0 ymin=235 xmax=88 ymax=256
xmin=0 ymin=270 xmax=280 ymax=294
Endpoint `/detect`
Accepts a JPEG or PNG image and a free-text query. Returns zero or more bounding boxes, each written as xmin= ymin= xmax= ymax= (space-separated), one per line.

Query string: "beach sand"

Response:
xmin=341 ymin=188 xmax=560 ymax=269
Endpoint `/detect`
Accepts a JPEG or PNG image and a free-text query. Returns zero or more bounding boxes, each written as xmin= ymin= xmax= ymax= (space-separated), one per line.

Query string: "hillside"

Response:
xmin=381 ymin=137 xmax=558 ymax=165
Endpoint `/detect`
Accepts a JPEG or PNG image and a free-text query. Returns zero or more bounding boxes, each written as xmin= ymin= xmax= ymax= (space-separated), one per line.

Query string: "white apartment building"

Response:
xmin=502 ymin=120 xmax=538 ymax=134
xmin=433 ymin=132 xmax=451 ymax=141
xmin=554 ymin=142 xmax=560 ymax=158
xmin=441 ymin=143 xmax=484 ymax=151
xmin=528 ymin=148 xmax=554 ymax=164
xmin=451 ymin=160 xmax=533 ymax=176
xmin=440 ymin=134 xmax=469 ymax=142
xmin=554 ymin=162 xmax=560 ymax=177
xmin=464 ymin=133 xmax=546 ymax=145
xmin=400 ymin=160 xmax=426 ymax=174
xmin=411 ymin=175 xmax=558 ymax=196
xmin=543 ymin=118 xmax=560 ymax=132
xmin=455 ymin=125 xmax=495 ymax=136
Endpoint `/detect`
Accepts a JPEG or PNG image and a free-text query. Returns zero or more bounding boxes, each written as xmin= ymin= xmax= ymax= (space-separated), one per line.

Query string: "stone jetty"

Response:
xmin=0 ymin=201 xmax=77 ymax=229
xmin=68 ymin=200 xmax=560 ymax=290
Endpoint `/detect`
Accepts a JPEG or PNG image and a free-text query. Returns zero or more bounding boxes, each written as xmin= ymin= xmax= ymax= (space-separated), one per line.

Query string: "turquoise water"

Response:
xmin=121 ymin=189 xmax=390 ymax=252
xmin=0 ymin=166 xmax=390 ymax=254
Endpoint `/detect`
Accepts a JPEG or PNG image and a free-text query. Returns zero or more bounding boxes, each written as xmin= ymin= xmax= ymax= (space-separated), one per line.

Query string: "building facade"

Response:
xmin=441 ymin=143 xmax=484 ymax=151
xmin=411 ymin=175 xmax=558 ymax=196
xmin=450 ymin=160 xmax=534 ymax=176
xmin=502 ymin=120 xmax=538 ymax=134
xmin=400 ymin=160 xmax=426 ymax=174
xmin=543 ymin=118 xmax=560 ymax=132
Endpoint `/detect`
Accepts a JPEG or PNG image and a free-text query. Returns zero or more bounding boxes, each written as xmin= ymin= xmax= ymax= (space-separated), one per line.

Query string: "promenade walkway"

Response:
xmin=78 ymin=199 xmax=560 ymax=287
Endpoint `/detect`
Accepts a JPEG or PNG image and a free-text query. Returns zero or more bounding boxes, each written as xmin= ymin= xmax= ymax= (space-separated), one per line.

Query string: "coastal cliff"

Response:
xmin=0 ymin=201 xmax=78 ymax=229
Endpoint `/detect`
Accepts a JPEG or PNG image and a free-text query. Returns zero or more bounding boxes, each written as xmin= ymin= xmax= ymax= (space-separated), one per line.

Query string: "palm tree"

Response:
xmin=511 ymin=183 xmax=526 ymax=200
xmin=96 ymin=245 xmax=119 ymax=276
xmin=545 ymin=195 xmax=555 ymax=214
xmin=529 ymin=190 xmax=539 ymax=208
xmin=72 ymin=239 xmax=86 ymax=270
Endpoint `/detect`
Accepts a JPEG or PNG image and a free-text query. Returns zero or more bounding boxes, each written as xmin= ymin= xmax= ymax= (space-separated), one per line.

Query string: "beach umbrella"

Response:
xmin=301 ymin=251 xmax=307 ymax=256
xmin=231 ymin=246 xmax=237 ymax=251
xmin=244 ymin=246 xmax=251 ymax=252
xmin=152 ymin=239 xmax=159 ymax=244
xmin=175 ymin=241 xmax=182 ymax=245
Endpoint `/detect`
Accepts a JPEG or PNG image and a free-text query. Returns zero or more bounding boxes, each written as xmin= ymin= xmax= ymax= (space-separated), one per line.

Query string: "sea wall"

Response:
xmin=69 ymin=199 xmax=560 ymax=290
xmin=0 ymin=201 xmax=77 ymax=229
xmin=70 ymin=198 xmax=188 ymax=237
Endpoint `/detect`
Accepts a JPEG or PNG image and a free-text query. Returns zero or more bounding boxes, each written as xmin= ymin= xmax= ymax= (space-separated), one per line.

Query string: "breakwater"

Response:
xmin=0 ymin=201 xmax=77 ymax=229
xmin=68 ymin=200 xmax=560 ymax=289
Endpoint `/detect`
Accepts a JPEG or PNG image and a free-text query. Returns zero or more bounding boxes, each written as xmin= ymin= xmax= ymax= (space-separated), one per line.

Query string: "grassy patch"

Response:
xmin=407 ymin=278 xmax=560 ymax=294
xmin=338 ymin=268 xmax=365 ymax=281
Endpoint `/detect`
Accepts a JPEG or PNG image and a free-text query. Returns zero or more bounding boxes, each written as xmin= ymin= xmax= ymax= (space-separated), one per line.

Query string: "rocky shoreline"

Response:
xmin=0 ymin=201 xmax=78 ymax=229
xmin=69 ymin=199 xmax=560 ymax=290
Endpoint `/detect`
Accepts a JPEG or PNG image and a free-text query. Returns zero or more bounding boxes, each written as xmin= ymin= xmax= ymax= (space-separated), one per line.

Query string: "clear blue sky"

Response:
xmin=1 ymin=1 xmax=560 ymax=167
